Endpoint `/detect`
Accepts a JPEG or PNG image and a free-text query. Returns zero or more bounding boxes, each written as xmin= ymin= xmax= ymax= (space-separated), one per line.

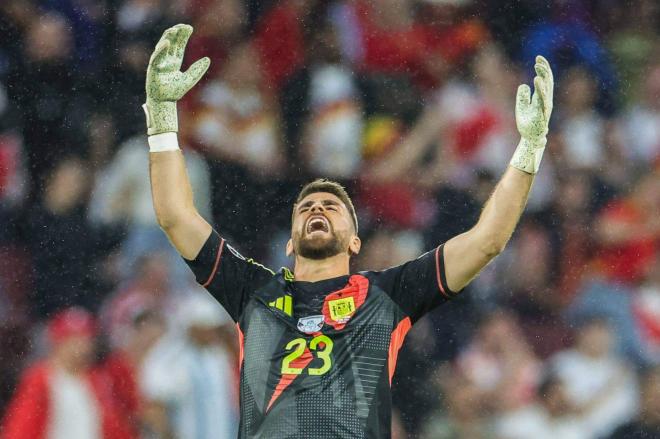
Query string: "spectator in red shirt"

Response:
xmin=101 ymin=308 xmax=166 ymax=437
xmin=253 ymin=0 xmax=319 ymax=90
xmin=342 ymin=0 xmax=488 ymax=88
xmin=594 ymin=171 xmax=660 ymax=284
xmin=1 ymin=307 xmax=134 ymax=439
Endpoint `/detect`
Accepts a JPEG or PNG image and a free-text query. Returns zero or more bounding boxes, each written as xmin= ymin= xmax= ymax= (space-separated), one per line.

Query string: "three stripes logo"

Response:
xmin=269 ymin=295 xmax=293 ymax=316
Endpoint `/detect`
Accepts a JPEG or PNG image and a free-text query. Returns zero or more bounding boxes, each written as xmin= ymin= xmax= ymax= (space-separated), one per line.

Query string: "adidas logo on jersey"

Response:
xmin=268 ymin=295 xmax=293 ymax=316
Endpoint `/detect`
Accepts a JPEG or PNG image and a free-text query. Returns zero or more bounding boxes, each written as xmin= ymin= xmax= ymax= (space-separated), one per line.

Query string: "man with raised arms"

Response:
xmin=144 ymin=24 xmax=554 ymax=439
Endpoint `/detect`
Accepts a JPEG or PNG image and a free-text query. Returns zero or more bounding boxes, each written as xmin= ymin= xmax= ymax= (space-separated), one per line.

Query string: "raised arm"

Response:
xmin=443 ymin=56 xmax=554 ymax=292
xmin=144 ymin=24 xmax=212 ymax=260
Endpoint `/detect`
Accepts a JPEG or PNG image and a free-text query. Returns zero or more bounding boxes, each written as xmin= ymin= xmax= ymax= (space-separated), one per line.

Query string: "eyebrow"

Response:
xmin=298 ymin=199 xmax=341 ymax=211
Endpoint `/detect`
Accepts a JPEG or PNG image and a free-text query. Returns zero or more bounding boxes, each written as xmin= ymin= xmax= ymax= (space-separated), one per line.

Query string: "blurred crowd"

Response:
xmin=0 ymin=0 xmax=659 ymax=438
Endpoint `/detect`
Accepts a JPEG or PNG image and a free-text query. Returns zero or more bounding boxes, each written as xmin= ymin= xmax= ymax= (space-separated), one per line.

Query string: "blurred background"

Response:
xmin=0 ymin=0 xmax=659 ymax=438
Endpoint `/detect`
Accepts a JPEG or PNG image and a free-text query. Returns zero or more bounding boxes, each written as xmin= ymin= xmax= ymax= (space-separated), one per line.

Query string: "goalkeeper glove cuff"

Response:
xmin=510 ymin=136 xmax=546 ymax=174
xmin=147 ymin=132 xmax=180 ymax=153
xmin=143 ymin=100 xmax=178 ymax=136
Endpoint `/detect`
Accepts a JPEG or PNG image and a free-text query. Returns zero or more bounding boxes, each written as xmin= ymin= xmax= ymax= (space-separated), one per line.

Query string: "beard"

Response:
xmin=294 ymin=228 xmax=347 ymax=260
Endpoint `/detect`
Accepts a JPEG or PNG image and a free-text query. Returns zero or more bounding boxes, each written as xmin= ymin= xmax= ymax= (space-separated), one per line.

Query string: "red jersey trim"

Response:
xmin=266 ymin=348 xmax=314 ymax=412
xmin=321 ymin=274 xmax=370 ymax=330
xmin=202 ymin=238 xmax=225 ymax=288
xmin=435 ymin=246 xmax=450 ymax=299
xmin=237 ymin=324 xmax=245 ymax=371
xmin=388 ymin=317 xmax=412 ymax=384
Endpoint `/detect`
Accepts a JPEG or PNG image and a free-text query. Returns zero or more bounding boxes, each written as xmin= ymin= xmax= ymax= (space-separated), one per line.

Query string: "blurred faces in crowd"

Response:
xmin=550 ymin=317 xmax=639 ymax=438
xmin=140 ymin=291 xmax=238 ymax=439
xmin=1 ymin=308 xmax=135 ymax=439
xmin=24 ymin=13 xmax=73 ymax=63
xmin=192 ymin=40 xmax=283 ymax=175
xmin=609 ymin=366 xmax=660 ymax=438
xmin=558 ymin=66 xmax=606 ymax=171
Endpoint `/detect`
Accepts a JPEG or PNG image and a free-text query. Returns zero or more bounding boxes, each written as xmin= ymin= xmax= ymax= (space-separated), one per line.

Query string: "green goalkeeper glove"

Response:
xmin=510 ymin=55 xmax=554 ymax=174
xmin=143 ymin=24 xmax=210 ymax=136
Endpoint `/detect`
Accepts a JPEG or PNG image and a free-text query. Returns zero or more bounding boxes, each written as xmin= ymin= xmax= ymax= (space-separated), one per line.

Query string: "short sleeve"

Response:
xmin=370 ymin=244 xmax=458 ymax=322
xmin=184 ymin=230 xmax=275 ymax=321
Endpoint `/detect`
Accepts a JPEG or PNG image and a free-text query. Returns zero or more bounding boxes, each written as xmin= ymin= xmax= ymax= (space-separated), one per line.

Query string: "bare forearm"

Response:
xmin=444 ymin=166 xmax=533 ymax=291
xmin=149 ymin=150 xmax=211 ymax=259
xmin=475 ymin=166 xmax=534 ymax=254
xmin=149 ymin=150 xmax=195 ymax=227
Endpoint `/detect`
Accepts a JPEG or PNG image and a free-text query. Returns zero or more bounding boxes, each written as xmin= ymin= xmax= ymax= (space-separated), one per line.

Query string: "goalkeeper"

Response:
xmin=144 ymin=24 xmax=554 ymax=439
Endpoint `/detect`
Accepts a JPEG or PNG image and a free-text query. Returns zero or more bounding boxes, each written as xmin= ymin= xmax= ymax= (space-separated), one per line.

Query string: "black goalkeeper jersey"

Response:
xmin=185 ymin=230 xmax=458 ymax=439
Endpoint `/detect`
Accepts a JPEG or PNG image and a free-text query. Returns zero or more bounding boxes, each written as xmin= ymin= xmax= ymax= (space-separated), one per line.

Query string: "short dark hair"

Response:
xmin=294 ymin=179 xmax=358 ymax=233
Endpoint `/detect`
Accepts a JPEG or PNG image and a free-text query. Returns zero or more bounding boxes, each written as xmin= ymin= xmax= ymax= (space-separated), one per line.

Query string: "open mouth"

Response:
xmin=306 ymin=216 xmax=329 ymax=234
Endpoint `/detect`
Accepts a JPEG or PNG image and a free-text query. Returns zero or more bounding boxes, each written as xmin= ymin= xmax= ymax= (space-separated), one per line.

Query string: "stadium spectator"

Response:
xmin=115 ymin=0 xmax=165 ymax=35
xmin=253 ymin=0 xmax=319 ymax=90
xmin=356 ymin=101 xmax=443 ymax=230
xmin=521 ymin=0 xmax=619 ymax=114
xmin=494 ymin=374 xmax=590 ymax=439
xmin=140 ymin=291 xmax=238 ymax=439
xmin=357 ymin=228 xmax=425 ymax=272
xmin=609 ymin=366 xmax=660 ymax=438
xmin=7 ymin=12 xmax=91 ymax=198
xmin=342 ymin=0 xmax=486 ymax=88
xmin=607 ymin=0 xmax=659 ymax=106
xmin=183 ymin=0 xmax=248 ymax=80
xmin=100 ymin=251 xmax=175 ymax=350
xmin=593 ymin=170 xmax=660 ymax=285
xmin=344 ymin=0 xmax=430 ymax=84
xmin=550 ymin=316 xmax=639 ymax=438
xmin=456 ymin=310 xmax=542 ymax=414
xmin=551 ymin=171 xmax=597 ymax=302
xmin=630 ymin=253 xmax=660 ymax=365
xmin=41 ymin=0 xmax=110 ymax=70
xmin=0 ymin=0 xmax=35 ymax=71
xmin=505 ymin=219 xmax=572 ymax=359
xmin=281 ymin=11 xmax=364 ymax=180
xmin=420 ymin=368 xmax=490 ymax=439
xmin=617 ymin=62 xmax=660 ymax=167
xmin=432 ymin=43 xmax=519 ymax=179
xmin=414 ymin=0 xmax=490 ymax=79
xmin=101 ymin=308 xmax=166 ymax=437
xmin=0 ymin=308 xmax=134 ymax=439
xmin=556 ymin=66 xmax=607 ymax=171
xmin=190 ymin=40 xmax=283 ymax=176
xmin=189 ymin=38 xmax=289 ymax=251
xmin=21 ymin=157 xmax=98 ymax=317
xmin=89 ymin=134 xmax=211 ymax=284
xmin=0 ymin=132 xmax=26 ymax=213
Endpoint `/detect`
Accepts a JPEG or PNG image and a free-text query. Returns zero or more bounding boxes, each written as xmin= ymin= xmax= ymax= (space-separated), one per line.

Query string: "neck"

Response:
xmin=293 ymin=253 xmax=350 ymax=282
xmin=122 ymin=341 xmax=149 ymax=365
xmin=50 ymin=354 xmax=85 ymax=375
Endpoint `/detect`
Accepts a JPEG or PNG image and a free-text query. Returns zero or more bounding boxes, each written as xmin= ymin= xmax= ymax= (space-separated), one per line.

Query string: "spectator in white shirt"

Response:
xmin=557 ymin=66 xmax=606 ymax=171
xmin=140 ymin=292 xmax=238 ymax=439
xmin=618 ymin=63 xmax=660 ymax=167
xmin=495 ymin=375 xmax=590 ymax=439
xmin=550 ymin=316 xmax=639 ymax=438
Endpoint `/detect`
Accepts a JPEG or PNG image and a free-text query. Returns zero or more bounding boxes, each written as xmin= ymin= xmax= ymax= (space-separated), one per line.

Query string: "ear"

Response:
xmin=348 ymin=235 xmax=361 ymax=256
xmin=286 ymin=239 xmax=294 ymax=257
